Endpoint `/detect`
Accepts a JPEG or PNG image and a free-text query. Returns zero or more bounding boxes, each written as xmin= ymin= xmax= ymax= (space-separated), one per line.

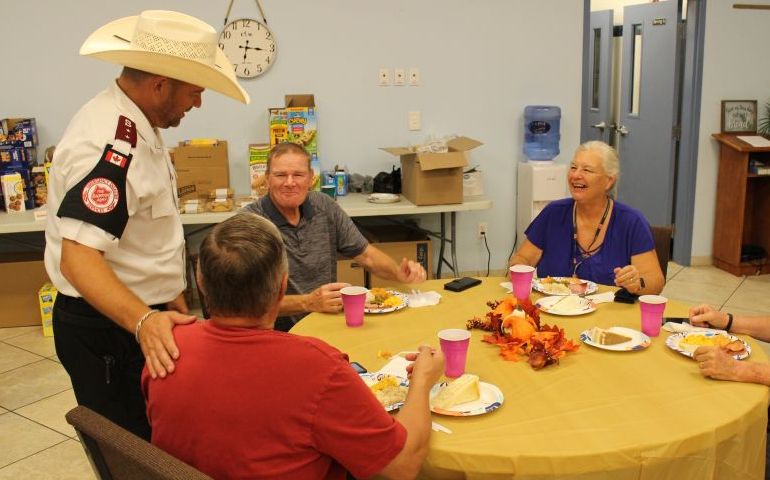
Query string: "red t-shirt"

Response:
xmin=141 ymin=322 xmax=407 ymax=480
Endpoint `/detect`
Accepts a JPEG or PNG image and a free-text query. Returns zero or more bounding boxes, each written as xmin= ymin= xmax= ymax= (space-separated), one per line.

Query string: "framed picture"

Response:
xmin=721 ymin=100 xmax=758 ymax=134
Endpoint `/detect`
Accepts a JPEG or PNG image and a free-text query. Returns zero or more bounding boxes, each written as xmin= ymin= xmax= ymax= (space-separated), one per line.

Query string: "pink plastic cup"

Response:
xmin=341 ymin=286 xmax=368 ymax=327
xmin=639 ymin=295 xmax=667 ymax=337
xmin=509 ymin=265 xmax=535 ymax=303
xmin=438 ymin=329 xmax=471 ymax=378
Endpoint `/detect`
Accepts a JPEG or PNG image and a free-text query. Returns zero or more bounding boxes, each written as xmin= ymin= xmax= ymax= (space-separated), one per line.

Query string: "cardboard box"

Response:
xmin=360 ymin=225 xmax=433 ymax=288
xmin=38 ymin=283 xmax=57 ymax=336
xmin=173 ymin=140 xmax=229 ymax=201
xmin=1 ymin=118 xmax=38 ymax=148
xmin=249 ymin=143 xmax=270 ymax=197
xmin=268 ymin=108 xmax=288 ymax=146
xmin=381 ymin=136 xmax=482 ymax=206
xmin=336 ymin=259 xmax=365 ymax=286
xmin=269 ymin=95 xmax=318 ymax=154
xmin=0 ymin=254 xmax=51 ymax=328
xmin=1 ymin=172 xmax=26 ymax=213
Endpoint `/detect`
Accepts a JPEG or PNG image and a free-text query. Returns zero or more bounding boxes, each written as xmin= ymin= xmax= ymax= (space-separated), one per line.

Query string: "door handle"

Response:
xmin=616 ymin=124 xmax=629 ymax=135
xmin=591 ymin=122 xmax=607 ymax=130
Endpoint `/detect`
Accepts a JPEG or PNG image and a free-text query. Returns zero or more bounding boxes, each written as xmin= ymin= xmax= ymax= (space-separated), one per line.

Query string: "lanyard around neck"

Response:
xmin=571 ymin=197 xmax=612 ymax=274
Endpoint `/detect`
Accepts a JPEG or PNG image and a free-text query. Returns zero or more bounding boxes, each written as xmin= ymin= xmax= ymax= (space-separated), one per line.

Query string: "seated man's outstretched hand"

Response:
xmin=397 ymin=258 xmax=427 ymax=284
xmin=306 ymin=282 xmax=349 ymax=313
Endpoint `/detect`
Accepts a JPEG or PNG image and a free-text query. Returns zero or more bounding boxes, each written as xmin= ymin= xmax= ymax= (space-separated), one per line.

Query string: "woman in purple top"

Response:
xmin=509 ymin=141 xmax=664 ymax=294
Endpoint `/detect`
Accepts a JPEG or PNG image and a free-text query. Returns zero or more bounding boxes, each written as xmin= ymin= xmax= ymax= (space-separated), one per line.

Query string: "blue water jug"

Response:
xmin=523 ymin=105 xmax=561 ymax=161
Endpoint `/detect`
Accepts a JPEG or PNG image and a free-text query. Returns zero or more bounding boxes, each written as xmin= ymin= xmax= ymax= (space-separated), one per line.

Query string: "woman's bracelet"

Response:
xmin=134 ymin=309 xmax=160 ymax=343
xmin=725 ymin=313 xmax=734 ymax=332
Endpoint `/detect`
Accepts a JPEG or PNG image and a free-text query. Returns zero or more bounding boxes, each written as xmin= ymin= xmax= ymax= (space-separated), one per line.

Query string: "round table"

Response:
xmin=292 ymin=278 xmax=769 ymax=479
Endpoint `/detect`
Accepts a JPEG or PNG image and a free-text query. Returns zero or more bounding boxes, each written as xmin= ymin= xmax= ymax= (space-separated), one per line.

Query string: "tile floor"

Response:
xmin=1 ymin=263 xmax=769 ymax=479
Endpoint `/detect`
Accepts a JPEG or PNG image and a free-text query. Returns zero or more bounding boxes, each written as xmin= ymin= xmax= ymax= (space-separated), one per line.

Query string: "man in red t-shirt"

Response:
xmin=142 ymin=212 xmax=445 ymax=480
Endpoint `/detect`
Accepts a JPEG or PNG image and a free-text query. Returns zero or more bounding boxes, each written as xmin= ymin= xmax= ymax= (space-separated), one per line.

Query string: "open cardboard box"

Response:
xmin=0 ymin=252 xmax=50 ymax=328
xmin=381 ymin=136 xmax=482 ymax=205
xmin=172 ymin=140 xmax=229 ymax=201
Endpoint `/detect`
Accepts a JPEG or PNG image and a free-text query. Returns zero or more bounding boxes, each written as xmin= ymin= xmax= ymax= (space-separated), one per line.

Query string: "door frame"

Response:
xmin=581 ymin=0 xmax=706 ymax=266
xmin=672 ymin=0 xmax=706 ymax=266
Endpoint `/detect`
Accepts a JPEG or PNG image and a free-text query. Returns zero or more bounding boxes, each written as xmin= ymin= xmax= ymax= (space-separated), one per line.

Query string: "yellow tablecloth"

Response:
xmin=292 ymin=278 xmax=769 ymax=479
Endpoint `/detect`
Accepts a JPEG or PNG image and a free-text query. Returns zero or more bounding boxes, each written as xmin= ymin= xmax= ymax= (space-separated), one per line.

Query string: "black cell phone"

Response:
xmin=444 ymin=277 xmax=482 ymax=292
xmin=350 ymin=361 xmax=367 ymax=374
xmin=613 ymin=287 xmax=638 ymax=304
xmin=662 ymin=317 xmax=689 ymax=325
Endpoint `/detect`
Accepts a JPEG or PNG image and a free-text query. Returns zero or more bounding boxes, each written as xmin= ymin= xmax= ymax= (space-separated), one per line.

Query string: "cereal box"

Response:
xmin=1 ymin=172 xmax=26 ymax=213
xmin=38 ymin=283 xmax=57 ymax=337
xmin=285 ymin=94 xmax=318 ymax=154
xmin=31 ymin=166 xmax=47 ymax=206
xmin=268 ymin=108 xmax=288 ymax=147
xmin=249 ymin=143 xmax=270 ymax=196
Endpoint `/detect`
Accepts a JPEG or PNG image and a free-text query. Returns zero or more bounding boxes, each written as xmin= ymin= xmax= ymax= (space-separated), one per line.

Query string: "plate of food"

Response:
xmin=533 ymin=276 xmax=598 ymax=296
xmin=429 ymin=374 xmax=504 ymax=417
xmin=360 ymin=373 xmax=409 ymax=412
xmin=535 ymin=295 xmax=596 ymax=316
xmin=666 ymin=331 xmax=751 ymax=360
xmin=365 ymin=288 xmax=409 ymax=313
xmin=580 ymin=326 xmax=651 ymax=351
xmin=368 ymin=193 xmax=400 ymax=204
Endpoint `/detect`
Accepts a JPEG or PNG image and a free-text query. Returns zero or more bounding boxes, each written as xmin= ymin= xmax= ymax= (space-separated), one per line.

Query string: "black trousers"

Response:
xmin=53 ymin=294 xmax=163 ymax=442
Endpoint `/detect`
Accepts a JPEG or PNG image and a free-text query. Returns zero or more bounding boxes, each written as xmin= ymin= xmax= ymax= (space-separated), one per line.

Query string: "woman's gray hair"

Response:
xmin=198 ymin=212 xmax=288 ymax=318
xmin=575 ymin=140 xmax=620 ymax=197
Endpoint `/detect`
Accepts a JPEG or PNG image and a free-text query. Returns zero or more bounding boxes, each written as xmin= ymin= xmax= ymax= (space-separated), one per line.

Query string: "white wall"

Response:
xmin=692 ymin=3 xmax=770 ymax=261
xmin=2 ymin=0 xmax=583 ymax=274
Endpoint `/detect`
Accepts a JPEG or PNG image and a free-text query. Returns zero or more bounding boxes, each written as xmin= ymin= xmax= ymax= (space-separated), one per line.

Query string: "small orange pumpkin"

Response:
xmin=503 ymin=313 xmax=536 ymax=341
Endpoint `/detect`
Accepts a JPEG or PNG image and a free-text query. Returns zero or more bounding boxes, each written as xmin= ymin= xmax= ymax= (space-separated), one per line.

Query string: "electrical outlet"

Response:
xmin=408 ymin=111 xmax=421 ymax=131
xmin=378 ymin=68 xmax=390 ymax=86
xmin=478 ymin=222 xmax=488 ymax=238
xmin=408 ymin=67 xmax=420 ymax=86
xmin=394 ymin=68 xmax=405 ymax=86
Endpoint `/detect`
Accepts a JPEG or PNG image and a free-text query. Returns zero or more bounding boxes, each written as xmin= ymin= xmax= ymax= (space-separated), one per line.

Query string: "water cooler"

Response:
xmin=515 ymin=162 xmax=566 ymax=249
xmin=515 ymin=106 xmax=567 ymax=249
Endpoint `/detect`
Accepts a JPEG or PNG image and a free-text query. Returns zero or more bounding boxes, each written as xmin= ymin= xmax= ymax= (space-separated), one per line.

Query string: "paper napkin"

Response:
xmin=407 ymin=290 xmax=441 ymax=308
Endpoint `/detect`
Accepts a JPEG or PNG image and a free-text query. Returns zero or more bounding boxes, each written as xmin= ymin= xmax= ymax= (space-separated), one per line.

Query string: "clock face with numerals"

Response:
xmin=218 ymin=18 xmax=276 ymax=78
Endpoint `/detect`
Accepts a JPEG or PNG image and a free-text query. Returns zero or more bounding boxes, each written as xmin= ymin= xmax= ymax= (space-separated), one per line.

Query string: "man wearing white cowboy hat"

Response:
xmin=44 ymin=10 xmax=249 ymax=440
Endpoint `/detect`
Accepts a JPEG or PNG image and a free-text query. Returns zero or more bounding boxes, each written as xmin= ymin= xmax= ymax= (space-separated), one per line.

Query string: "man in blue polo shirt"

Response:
xmin=242 ymin=142 xmax=426 ymax=331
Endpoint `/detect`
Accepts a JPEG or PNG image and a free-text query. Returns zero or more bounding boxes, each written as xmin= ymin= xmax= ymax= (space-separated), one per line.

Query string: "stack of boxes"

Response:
xmin=269 ymin=95 xmax=321 ymax=190
xmin=0 ymin=118 xmax=42 ymax=212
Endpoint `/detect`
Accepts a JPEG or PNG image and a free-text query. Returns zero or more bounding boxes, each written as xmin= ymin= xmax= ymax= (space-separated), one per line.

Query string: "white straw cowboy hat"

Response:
xmin=80 ymin=10 xmax=250 ymax=104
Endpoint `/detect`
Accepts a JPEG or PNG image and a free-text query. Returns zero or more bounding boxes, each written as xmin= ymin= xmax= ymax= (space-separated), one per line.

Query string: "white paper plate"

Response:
xmin=665 ymin=331 xmax=751 ymax=360
xmin=360 ymin=373 xmax=409 ymax=412
xmin=368 ymin=193 xmax=400 ymax=204
xmin=536 ymin=295 xmax=596 ymax=316
xmin=533 ymin=277 xmax=598 ymax=296
xmin=580 ymin=326 xmax=651 ymax=351
xmin=429 ymin=381 xmax=504 ymax=417
xmin=365 ymin=291 xmax=409 ymax=313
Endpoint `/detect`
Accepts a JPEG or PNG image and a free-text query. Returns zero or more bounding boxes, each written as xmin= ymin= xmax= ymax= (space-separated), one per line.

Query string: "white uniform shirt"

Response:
xmin=44 ymin=82 xmax=185 ymax=305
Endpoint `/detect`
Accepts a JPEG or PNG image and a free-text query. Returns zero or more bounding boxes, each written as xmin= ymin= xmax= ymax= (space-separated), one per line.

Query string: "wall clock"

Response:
xmin=219 ymin=18 xmax=276 ymax=78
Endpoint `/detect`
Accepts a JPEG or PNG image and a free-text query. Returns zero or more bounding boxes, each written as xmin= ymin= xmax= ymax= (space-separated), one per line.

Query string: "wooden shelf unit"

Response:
xmin=711 ymin=133 xmax=770 ymax=275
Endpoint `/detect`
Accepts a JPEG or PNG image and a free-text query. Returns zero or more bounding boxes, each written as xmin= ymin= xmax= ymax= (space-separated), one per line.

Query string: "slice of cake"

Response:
xmin=590 ymin=327 xmax=632 ymax=345
xmin=432 ymin=374 xmax=481 ymax=409
xmin=550 ymin=295 xmax=585 ymax=313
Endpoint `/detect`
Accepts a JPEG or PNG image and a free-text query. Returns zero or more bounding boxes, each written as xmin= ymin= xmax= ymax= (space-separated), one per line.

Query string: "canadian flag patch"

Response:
xmin=104 ymin=149 xmax=127 ymax=168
